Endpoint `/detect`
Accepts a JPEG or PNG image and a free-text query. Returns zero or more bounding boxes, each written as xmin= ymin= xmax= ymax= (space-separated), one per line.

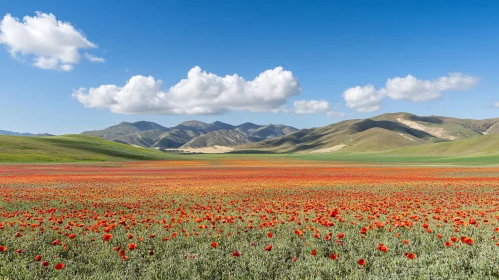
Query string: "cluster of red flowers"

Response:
xmin=1 ymin=162 xmax=499 ymax=272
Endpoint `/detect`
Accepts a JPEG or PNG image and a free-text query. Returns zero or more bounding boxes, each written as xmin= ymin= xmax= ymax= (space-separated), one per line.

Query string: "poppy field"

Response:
xmin=1 ymin=160 xmax=499 ymax=279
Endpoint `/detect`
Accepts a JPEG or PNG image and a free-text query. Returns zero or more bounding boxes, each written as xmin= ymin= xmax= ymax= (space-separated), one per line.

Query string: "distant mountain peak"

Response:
xmin=179 ymin=120 xmax=207 ymax=126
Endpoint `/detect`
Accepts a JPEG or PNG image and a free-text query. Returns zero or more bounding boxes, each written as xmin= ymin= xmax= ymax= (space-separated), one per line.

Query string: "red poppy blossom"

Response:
xmin=55 ymin=263 xmax=65 ymax=270
xmin=311 ymin=249 xmax=317 ymax=256
xmin=265 ymin=244 xmax=272 ymax=251
xmin=35 ymin=255 xmax=42 ymax=261
xmin=103 ymin=234 xmax=113 ymax=242
xmin=405 ymin=252 xmax=417 ymax=259
xmin=232 ymin=251 xmax=241 ymax=257
xmin=358 ymin=259 xmax=366 ymax=266
xmin=211 ymin=242 xmax=218 ymax=248
xmin=330 ymin=254 xmax=338 ymax=260
xmin=128 ymin=243 xmax=137 ymax=250
xmin=0 ymin=246 xmax=6 ymax=252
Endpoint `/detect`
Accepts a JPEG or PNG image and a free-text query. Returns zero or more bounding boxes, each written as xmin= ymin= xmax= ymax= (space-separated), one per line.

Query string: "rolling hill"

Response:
xmin=0 ymin=134 xmax=173 ymax=162
xmin=82 ymin=120 xmax=298 ymax=149
xmin=237 ymin=112 xmax=499 ymax=154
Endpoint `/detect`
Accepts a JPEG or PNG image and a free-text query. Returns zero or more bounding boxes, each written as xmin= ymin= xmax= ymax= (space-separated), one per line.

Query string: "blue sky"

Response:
xmin=0 ymin=0 xmax=498 ymax=134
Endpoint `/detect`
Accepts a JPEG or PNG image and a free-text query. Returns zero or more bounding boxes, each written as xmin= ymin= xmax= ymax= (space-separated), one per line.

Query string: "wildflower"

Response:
xmin=55 ymin=263 xmax=65 ymax=270
xmin=103 ymin=234 xmax=113 ymax=242
xmin=128 ymin=243 xmax=137 ymax=250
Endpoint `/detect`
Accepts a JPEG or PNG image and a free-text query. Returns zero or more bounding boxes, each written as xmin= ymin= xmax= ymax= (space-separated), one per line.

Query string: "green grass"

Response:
xmin=0 ymin=134 xmax=176 ymax=163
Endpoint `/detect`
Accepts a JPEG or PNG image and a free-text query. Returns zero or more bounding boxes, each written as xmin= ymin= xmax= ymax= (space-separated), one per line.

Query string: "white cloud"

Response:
xmin=385 ymin=73 xmax=478 ymax=102
xmin=74 ymin=66 xmax=302 ymax=114
xmin=0 ymin=12 xmax=100 ymax=71
xmin=343 ymin=73 xmax=478 ymax=112
xmin=493 ymin=102 xmax=499 ymax=108
xmin=293 ymin=100 xmax=329 ymax=114
xmin=343 ymin=85 xmax=385 ymax=113
xmin=84 ymin=53 xmax=105 ymax=63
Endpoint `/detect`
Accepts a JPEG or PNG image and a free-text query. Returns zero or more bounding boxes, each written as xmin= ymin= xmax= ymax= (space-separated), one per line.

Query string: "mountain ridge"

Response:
xmin=236 ymin=112 xmax=499 ymax=154
xmin=82 ymin=120 xmax=298 ymax=149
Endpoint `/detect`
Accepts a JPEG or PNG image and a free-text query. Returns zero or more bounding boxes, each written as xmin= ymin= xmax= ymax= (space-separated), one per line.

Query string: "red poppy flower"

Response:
xmin=69 ymin=234 xmax=76 ymax=239
xmin=311 ymin=249 xmax=317 ymax=256
xmin=35 ymin=255 xmax=42 ymax=261
xmin=406 ymin=253 xmax=416 ymax=259
xmin=265 ymin=245 xmax=272 ymax=251
xmin=232 ymin=251 xmax=241 ymax=257
xmin=41 ymin=261 xmax=49 ymax=267
xmin=211 ymin=242 xmax=218 ymax=248
xmin=128 ymin=243 xmax=137 ymax=250
xmin=377 ymin=244 xmax=388 ymax=252
xmin=0 ymin=246 xmax=6 ymax=252
xmin=337 ymin=233 xmax=344 ymax=239
xmin=103 ymin=234 xmax=113 ymax=242
xmin=445 ymin=241 xmax=452 ymax=247
xmin=330 ymin=253 xmax=338 ymax=260
xmin=358 ymin=258 xmax=366 ymax=266
xmin=267 ymin=232 xmax=273 ymax=238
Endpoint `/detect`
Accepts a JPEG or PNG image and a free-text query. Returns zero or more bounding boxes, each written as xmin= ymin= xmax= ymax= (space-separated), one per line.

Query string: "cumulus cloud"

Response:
xmin=0 ymin=12 xmax=100 ymax=71
xmin=343 ymin=85 xmax=385 ymax=113
xmin=74 ymin=66 xmax=301 ymax=114
xmin=84 ymin=53 xmax=105 ymax=63
xmin=293 ymin=100 xmax=330 ymax=114
xmin=494 ymin=102 xmax=499 ymax=108
xmin=343 ymin=73 xmax=478 ymax=112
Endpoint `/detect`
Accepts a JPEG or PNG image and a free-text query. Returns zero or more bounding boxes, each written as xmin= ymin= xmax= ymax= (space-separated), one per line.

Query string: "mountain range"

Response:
xmin=81 ymin=121 xmax=298 ymax=149
xmin=0 ymin=130 xmax=52 ymax=137
xmin=2 ymin=112 xmax=499 ymax=163
xmin=238 ymin=112 xmax=499 ymax=154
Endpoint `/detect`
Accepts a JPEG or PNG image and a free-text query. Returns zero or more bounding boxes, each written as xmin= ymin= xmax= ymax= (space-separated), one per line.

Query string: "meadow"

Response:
xmin=1 ymin=159 xmax=499 ymax=279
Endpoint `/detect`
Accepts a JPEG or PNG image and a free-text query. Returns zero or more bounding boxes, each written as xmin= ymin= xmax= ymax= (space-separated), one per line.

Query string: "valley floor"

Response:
xmin=1 ymin=160 xmax=499 ymax=279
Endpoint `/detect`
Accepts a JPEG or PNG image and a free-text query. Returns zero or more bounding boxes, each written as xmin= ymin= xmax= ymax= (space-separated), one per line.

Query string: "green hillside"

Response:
xmin=0 ymin=134 xmax=174 ymax=163
xmin=293 ymin=134 xmax=499 ymax=165
xmin=384 ymin=134 xmax=499 ymax=157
